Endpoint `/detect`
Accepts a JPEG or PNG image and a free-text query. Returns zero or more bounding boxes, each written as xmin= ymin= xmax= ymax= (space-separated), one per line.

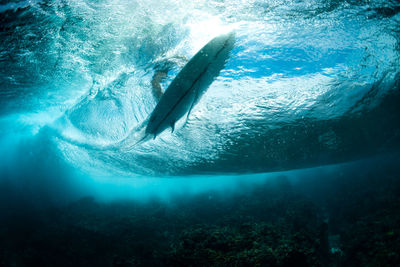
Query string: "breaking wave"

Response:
xmin=1 ymin=0 xmax=400 ymax=176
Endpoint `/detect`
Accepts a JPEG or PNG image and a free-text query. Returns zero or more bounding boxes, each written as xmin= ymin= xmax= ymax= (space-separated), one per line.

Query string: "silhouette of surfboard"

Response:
xmin=145 ymin=32 xmax=236 ymax=138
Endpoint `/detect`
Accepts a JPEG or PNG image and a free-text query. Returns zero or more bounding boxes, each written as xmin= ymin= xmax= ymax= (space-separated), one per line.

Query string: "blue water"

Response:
xmin=1 ymin=0 xmax=400 ymax=199
xmin=1 ymin=1 xmax=400 ymax=265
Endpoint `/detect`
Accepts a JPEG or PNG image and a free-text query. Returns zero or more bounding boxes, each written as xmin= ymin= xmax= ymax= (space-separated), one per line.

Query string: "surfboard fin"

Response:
xmin=171 ymin=120 xmax=176 ymax=133
xmin=184 ymin=89 xmax=200 ymax=126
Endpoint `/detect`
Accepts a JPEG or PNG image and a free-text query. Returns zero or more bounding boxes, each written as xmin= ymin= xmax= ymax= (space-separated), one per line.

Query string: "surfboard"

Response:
xmin=145 ymin=32 xmax=236 ymax=138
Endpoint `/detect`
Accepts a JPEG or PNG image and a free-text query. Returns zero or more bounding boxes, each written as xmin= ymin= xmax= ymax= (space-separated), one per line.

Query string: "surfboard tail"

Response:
xmin=131 ymin=132 xmax=152 ymax=147
xmin=115 ymin=118 xmax=154 ymax=151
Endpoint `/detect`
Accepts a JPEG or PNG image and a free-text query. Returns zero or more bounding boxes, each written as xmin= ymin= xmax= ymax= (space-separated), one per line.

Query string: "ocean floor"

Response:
xmin=1 ymin=155 xmax=399 ymax=267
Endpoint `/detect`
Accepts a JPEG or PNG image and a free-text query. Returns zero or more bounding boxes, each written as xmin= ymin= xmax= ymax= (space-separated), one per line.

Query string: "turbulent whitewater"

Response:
xmin=1 ymin=0 xmax=400 ymax=176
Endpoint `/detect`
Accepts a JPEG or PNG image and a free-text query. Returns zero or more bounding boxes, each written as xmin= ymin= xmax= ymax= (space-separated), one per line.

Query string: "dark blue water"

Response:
xmin=1 ymin=0 xmax=400 ymax=266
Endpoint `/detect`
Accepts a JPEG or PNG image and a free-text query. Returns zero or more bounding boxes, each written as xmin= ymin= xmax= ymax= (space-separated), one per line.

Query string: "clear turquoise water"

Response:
xmin=0 ymin=0 xmax=399 ymax=199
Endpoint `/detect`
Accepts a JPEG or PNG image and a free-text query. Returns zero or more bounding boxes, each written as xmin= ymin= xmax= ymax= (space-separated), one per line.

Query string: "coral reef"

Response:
xmin=1 ymin=160 xmax=400 ymax=266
